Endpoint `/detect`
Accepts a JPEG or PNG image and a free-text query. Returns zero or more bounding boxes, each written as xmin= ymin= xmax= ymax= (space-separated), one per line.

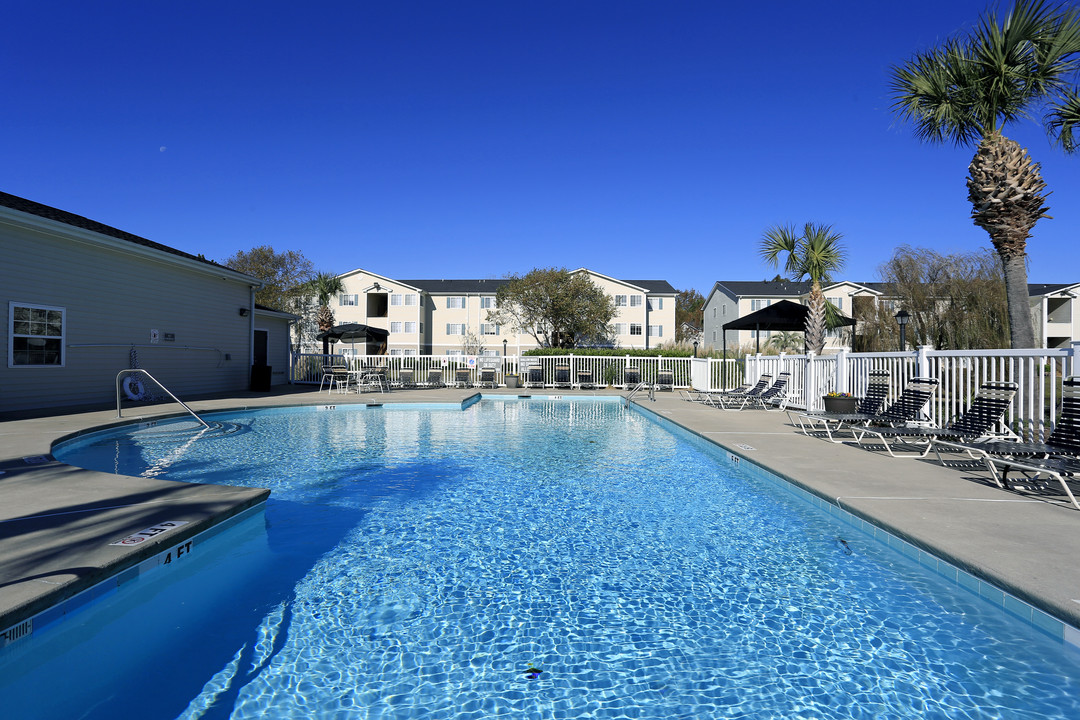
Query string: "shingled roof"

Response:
xmin=0 ymin=190 xmax=230 ymax=271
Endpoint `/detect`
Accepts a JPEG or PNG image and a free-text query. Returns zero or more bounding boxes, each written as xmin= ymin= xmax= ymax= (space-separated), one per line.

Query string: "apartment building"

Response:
xmin=704 ymin=279 xmax=1080 ymax=352
xmin=322 ymin=268 xmax=677 ymax=355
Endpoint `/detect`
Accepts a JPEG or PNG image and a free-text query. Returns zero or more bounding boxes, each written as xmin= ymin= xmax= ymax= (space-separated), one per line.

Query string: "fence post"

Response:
xmin=917 ymin=345 xmax=933 ymax=377
xmin=1071 ymin=341 xmax=1080 ymax=378
xmin=835 ymin=347 xmax=848 ymax=393
xmin=804 ymin=351 xmax=816 ymax=410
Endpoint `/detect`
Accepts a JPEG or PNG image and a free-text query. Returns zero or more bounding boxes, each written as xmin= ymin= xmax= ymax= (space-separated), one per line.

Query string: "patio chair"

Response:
xmin=358 ymin=366 xmax=387 ymax=393
xmin=852 ymin=381 xmax=1018 ymax=458
xmin=397 ymin=367 xmax=416 ymax=389
xmin=319 ymin=363 xmax=351 ymax=394
xmin=623 ymin=366 xmax=642 ymax=389
xmin=795 ymin=376 xmax=939 ymax=443
xmin=526 ymin=365 xmax=545 ymax=389
xmin=554 ymin=364 xmax=572 ymax=389
xmin=788 ymin=370 xmax=891 ymax=430
xmin=655 ymin=368 xmax=674 ymax=392
xmin=981 ymin=455 xmax=1080 ymax=510
xmin=454 ymin=368 xmax=472 ymax=389
xmin=710 ymin=373 xmax=774 ymax=409
xmin=426 ymin=369 xmax=445 ymax=388
xmin=723 ymin=372 xmax=791 ymax=411
xmin=577 ymin=369 xmax=595 ymax=389
xmin=478 ymin=366 xmax=498 ymax=389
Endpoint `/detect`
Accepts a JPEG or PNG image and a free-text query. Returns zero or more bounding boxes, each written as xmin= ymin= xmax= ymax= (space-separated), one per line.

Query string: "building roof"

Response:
xmin=0 ymin=190 xmax=232 ymax=272
xmin=714 ymin=279 xmax=1077 ymax=299
xmin=399 ymin=277 xmax=677 ymax=294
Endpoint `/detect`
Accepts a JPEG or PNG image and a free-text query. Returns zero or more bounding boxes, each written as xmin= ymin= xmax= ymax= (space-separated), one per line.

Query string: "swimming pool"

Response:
xmin=6 ymin=397 xmax=1080 ymax=718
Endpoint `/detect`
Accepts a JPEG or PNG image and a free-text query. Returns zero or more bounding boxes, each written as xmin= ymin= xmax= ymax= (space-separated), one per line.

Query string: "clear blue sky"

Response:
xmin=3 ymin=1 xmax=1077 ymax=294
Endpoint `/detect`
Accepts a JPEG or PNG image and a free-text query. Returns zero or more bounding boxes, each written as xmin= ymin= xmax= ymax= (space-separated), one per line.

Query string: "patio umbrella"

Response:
xmin=722 ymin=300 xmax=856 ymax=356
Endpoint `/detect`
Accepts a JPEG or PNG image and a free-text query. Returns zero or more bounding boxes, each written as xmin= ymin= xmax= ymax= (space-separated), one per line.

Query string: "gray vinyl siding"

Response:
xmin=256 ymin=315 xmax=294 ymax=386
xmin=1 ymin=226 xmax=255 ymax=414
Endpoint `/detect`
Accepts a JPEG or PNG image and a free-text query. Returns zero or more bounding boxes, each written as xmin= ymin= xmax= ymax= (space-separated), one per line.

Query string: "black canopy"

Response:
xmin=316 ymin=323 xmax=390 ymax=355
xmin=722 ymin=300 xmax=856 ymax=354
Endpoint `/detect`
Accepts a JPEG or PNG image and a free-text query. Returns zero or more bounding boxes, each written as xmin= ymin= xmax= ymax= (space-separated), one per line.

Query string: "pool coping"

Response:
xmin=4 ymin=386 xmax=1080 ymax=647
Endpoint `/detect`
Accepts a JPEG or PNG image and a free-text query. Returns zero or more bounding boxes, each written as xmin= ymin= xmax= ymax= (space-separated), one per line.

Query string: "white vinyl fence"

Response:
xmin=724 ymin=343 xmax=1080 ymax=442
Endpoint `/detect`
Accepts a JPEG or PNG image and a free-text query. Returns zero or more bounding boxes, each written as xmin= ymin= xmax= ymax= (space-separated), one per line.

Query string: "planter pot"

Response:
xmin=504 ymin=375 xmax=520 ymax=389
xmin=823 ymin=396 xmax=858 ymax=413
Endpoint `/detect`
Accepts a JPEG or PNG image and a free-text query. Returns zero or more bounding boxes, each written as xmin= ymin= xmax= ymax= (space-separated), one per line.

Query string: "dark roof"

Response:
xmin=401 ymin=277 xmax=676 ymax=294
xmin=0 ymin=190 xmax=230 ymax=271
xmin=1028 ymin=283 xmax=1078 ymax=296
xmin=723 ymin=299 xmax=855 ymax=332
xmin=716 ymin=280 xmax=813 ymax=297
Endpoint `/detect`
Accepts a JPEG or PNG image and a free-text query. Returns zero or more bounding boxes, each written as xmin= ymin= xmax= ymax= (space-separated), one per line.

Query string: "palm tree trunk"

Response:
xmin=805 ymin=281 xmax=826 ymax=354
xmin=1001 ymin=254 xmax=1036 ymax=348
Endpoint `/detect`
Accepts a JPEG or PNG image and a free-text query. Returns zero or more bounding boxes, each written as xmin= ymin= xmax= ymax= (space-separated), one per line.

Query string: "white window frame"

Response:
xmin=390 ymin=321 xmax=403 ymax=333
xmin=446 ymin=323 xmax=466 ymax=335
xmin=630 ymin=323 xmax=643 ymax=336
xmin=446 ymin=296 xmax=466 ymax=309
xmin=614 ymin=294 xmax=628 ymax=307
xmin=613 ymin=323 xmax=628 ymax=335
xmin=480 ymin=323 xmax=499 ymax=335
xmin=404 ymin=294 xmax=417 ymax=306
xmin=648 ymin=325 xmax=663 ymax=337
xmin=404 ymin=321 xmax=417 ymax=334
xmin=390 ymin=294 xmax=404 ymax=306
xmin=480 ymin=296 xmax=494 ymax=309
xmin=339 ymin=294 xmax=359 ymax=306
xmin=630 ymin=295 xmax=643 ymax=307
xmin=446 ymin=349 xmax=464 ymax=356
xmin=9 ymin=301 xmax=66 ymax=367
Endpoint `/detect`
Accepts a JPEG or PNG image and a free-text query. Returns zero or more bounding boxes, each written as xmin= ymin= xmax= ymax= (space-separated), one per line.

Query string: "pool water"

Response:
xmin=7 ymin=398 xmax=1080 ymax=718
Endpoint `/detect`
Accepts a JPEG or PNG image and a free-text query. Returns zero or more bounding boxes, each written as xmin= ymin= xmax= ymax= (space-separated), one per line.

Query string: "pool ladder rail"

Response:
xmin=115 ymin=368 xmax=212 ymax=429
xmin=624 ymin=380 xmax=655 ymax=405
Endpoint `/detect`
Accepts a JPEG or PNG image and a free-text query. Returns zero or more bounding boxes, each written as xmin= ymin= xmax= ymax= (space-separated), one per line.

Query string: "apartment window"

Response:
xmin=615 ymin=295 xmax=628 ymax=307
xmin=446 ymin=323 xmax=466 ymax=335
xmin=404 ymin=321 xmax=417 ymax=334
xmin=630 ymin=323 xmax=643 ymax=336
xmin=829 ymin=297 xmax=844 ymax=311
xmin=446 ymin=349 xmax=463 ymax=356
xmin=405 ymin=294 xmax=417 ymax=306
xmin=447 ymin=296 xmax=466 ymax=309
xmin=9 ymin=302 xmax=64 ymax=366
xmin=750 ymin=299 xmax=771 ymax=311
xmin=389 ymin=348 xmax=402 ymax=356
xmin=481 ymin=349 xmax=499 ymax=357
xmin=480 ymin=296 xmax=494 ymax=309
xmin=390 ymin=321 xmax=403 ymax=333
xmin=649 ymin=297 xmax=664 ymax=310
xmin=481 ymin=323 xmax=500 ymax=335
xmin=613 ymin=323 xmax=628 ymax=335
xmin=630 ymin=295 xmax=642 ymax=307
xmin=339 ymin=294 xmax=359 ymax=306
xmin=648 ymin=325 xmax=663 ymax=337
xmin=403 ymin=349 xmax=416 ymax=356
xmin=713 ymin=307 xmax=717 ymax=318
xmin=391 ymin=294 xmax=403 ymax=306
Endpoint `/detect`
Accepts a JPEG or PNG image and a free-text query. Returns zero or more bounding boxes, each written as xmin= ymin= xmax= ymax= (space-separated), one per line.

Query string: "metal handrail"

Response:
xmin=625 ymin=380 xmax=654 ymax=404
xmin=116 ymin=369 xmax=212 ymax=429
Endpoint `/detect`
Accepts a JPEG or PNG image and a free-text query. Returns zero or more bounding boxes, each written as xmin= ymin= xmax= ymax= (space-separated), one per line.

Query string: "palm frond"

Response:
xmin=1047 ymin=87 xmax=1080 ymax=152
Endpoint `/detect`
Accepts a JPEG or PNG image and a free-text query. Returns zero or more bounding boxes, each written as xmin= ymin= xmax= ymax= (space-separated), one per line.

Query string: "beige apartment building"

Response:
xmin=320 ymin=268 xmax=677 ymax=356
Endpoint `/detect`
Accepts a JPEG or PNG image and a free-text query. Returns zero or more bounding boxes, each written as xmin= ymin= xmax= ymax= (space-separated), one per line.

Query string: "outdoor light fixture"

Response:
xmin=895 ymin=309 xmax=910 ymax=351
xmin=693 ymin=340 xmax=698 ymax=358
xmin=239 ymin=308 xmax=249 ymax=317
xmin=503 ymin=339 xmax=508 ymax=357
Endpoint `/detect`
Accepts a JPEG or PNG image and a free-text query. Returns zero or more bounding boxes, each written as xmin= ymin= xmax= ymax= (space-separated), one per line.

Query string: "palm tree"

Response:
xmin=890 ymin=0 xmax=1080 ymax=348
xmin=759 ymin=223 xmax=847 ymax=354
xmin=307 ymin=272 xmax=345 ymax=356
xmin=769 ymin=331 xmax=803 ymax=353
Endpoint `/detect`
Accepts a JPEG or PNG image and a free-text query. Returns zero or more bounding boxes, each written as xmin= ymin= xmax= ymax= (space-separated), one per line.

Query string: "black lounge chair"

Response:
xmin=655 ymin=368 xmax=674 ymax=392
xmin=795 ymin=376 xmax=939 ymax=443
xmin=478 ymin=367 xmax=497 ymax=388
xmin=577 ymin=369 xmax=595 ymax=389
xmin=397 ymin=367 xmax=416 ymax=389
xmin=526 ymin=365 xmax=545 ymax=389
xmin=722 ymin=372 xmax=791 ymax=411
xmin=788 ymin=369 xmax=890 ymax=432
xmin=454 ymin=368 xmax=472 ymax=388
xmin=624 ymin=367 xmax=642 ymax=388
xmin=852 ymin=381 xmax=1018 ymax=458
xmin=426 ymin=369 xmax=445 ymax=388
xmin=554 ymin=364 xmax=572 ymax=389
xmin=706 ymin=373 xmax=772 ymax=408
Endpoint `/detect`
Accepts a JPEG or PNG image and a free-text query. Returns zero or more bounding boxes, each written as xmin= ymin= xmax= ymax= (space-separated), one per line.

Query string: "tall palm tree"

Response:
xmin=307 ymin=272 xmax=345 ymax=356
xmin=759 ymin=223 xmax=847 ymax=354
xmin=890 ymin=0 xmax=1080 ymax=348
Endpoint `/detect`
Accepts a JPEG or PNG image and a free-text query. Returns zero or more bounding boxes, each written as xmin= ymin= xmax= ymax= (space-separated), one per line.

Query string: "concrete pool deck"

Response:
xmin=2 ymin=385 xmax=1080 ymax=641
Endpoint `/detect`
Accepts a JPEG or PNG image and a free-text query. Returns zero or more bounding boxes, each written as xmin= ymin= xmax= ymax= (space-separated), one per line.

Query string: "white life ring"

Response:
xmin=123 ymin=376 xmax=148 ymax=401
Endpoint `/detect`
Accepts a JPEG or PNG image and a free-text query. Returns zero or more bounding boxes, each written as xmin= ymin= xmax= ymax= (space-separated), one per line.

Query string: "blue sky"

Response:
xmin=3 ymin=1 xmax=1077 ymax=294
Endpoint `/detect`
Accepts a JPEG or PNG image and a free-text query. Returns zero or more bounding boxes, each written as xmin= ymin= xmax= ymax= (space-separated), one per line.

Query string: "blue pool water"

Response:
xmin=6 ymin=397 xmax=1080 ymax=718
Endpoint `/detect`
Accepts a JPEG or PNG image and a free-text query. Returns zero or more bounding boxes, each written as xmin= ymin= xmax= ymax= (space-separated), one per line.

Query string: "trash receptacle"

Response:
xmin=251 ymin=364 xmax=272 ymax=392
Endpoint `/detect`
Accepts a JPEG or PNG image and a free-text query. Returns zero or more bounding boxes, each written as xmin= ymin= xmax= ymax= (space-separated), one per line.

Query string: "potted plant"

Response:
xmin=504 ymin=373 xmax=520 ymax=389
xmin=822 ymin=391 xmax=857 ymax=413
xmin=603 ymin=365 xmax=619 ymax=388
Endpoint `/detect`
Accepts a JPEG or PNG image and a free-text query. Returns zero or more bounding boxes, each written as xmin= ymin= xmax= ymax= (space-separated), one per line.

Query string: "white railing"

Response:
xmin=726 ymin=343 xmax=1080 ymax=442
xmin=292 ymin=353 xmax=698 ymax=389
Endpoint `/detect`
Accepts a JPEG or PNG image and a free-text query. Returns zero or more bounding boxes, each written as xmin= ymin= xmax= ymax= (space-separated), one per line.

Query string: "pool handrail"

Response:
xmin=115 ymin=368 xmax=212 ymax=429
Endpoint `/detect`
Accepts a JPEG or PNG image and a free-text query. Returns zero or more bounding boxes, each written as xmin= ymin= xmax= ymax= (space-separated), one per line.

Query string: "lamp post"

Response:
xmin=693 ymin=340 xmax=698 ymax=358
xmin=895 ymin=309 xmax=910 ymax=351
xmin=503 ymin=338 xmax=507 ymax=357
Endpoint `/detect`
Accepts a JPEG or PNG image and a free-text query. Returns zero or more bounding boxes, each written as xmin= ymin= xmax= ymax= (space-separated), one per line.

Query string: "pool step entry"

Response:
xmin=115 ymin=369 xmax=211 ymax=429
